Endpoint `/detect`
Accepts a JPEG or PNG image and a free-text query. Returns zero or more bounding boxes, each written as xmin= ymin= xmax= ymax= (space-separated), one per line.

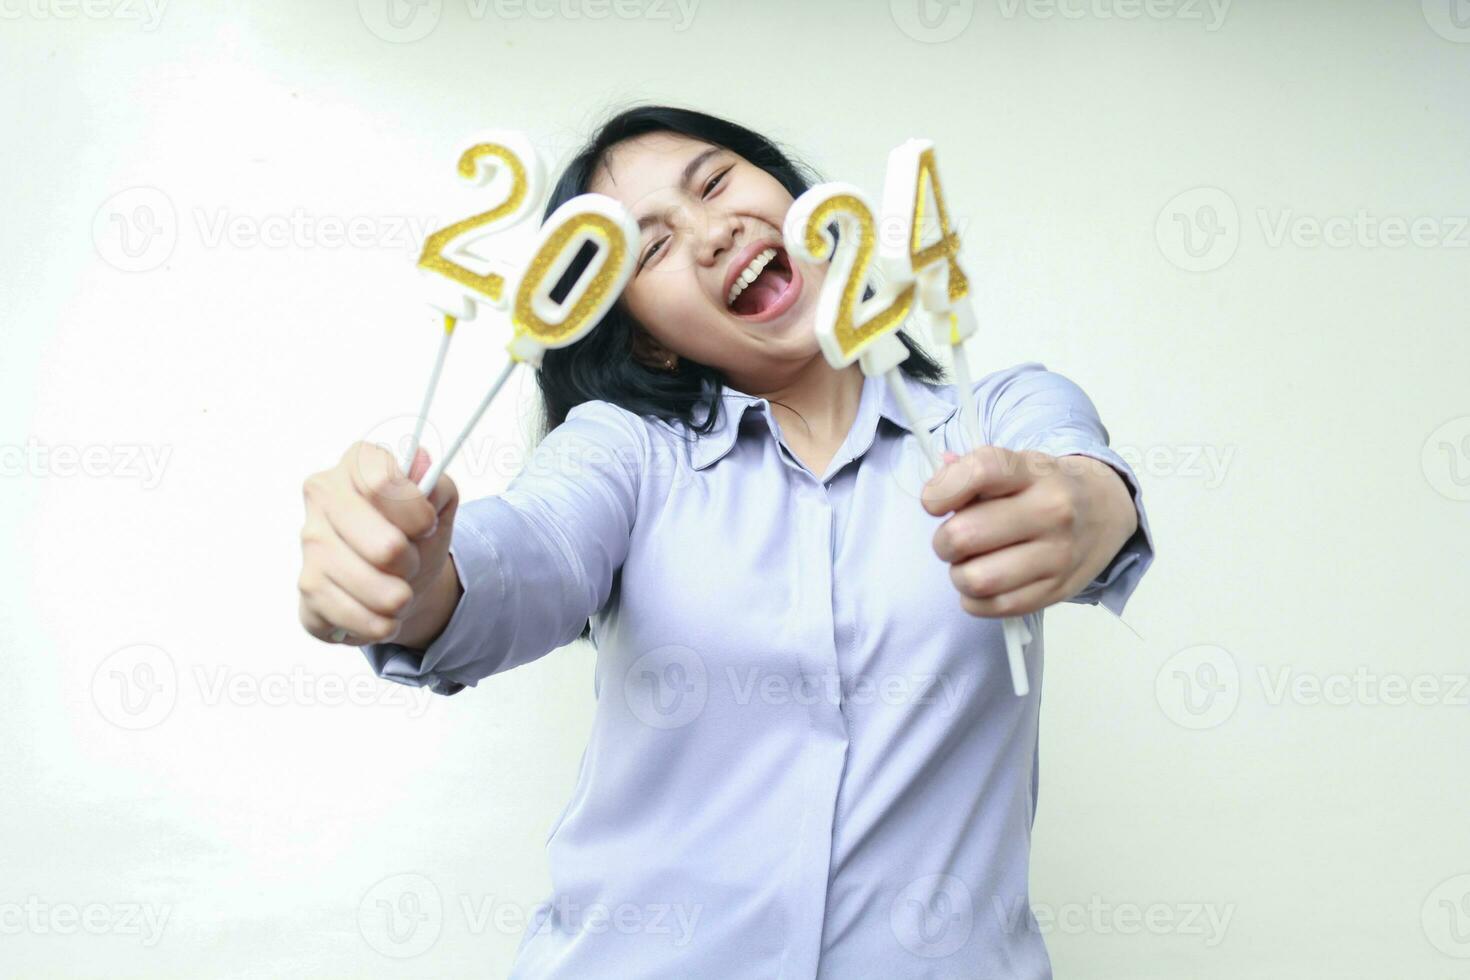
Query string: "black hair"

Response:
xmin=534 ymin=104 xmax=950 ymax=644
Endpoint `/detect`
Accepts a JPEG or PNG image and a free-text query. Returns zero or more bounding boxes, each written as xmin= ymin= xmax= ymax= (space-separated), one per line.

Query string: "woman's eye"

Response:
xmin=702 ymin=168 xmax=730 ymax=198
xmin=639 ymin=237 xmax=668 ymax=270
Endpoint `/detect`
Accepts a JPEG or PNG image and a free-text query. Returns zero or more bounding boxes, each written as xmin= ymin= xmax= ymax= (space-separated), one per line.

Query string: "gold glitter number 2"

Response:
xmin=800 ymin=193 xmax=914 ymax=361
xmin=417 ymin=142 xmax=532 ymax=304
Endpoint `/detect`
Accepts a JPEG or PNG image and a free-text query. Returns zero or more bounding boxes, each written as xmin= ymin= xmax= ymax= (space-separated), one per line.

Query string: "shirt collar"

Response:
xmin=689 ymin=369 xmax=959 ymax=471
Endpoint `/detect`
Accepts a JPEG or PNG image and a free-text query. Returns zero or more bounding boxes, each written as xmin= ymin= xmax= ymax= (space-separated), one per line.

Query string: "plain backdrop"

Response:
xmin=2 ymin=1 xmax=1468 ymax=976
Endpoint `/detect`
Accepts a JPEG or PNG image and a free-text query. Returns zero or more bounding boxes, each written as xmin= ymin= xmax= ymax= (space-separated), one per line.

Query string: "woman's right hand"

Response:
xmin=298 ymin=442 xmax=460 ymax=647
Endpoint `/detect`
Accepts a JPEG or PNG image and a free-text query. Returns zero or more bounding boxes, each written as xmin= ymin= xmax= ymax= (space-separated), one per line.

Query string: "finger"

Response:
xmin=323 ymin=489 xmax=421 ymax=581
xmin=932 ymin=492 xmax=1055 ymax=564
xmin=307 ymin=523 xmax=416 ymax=619
xmin=343 ymin=442 xmax=438 ymax=540
xmin=308 ymin=573 xmax=400 ymax=644
xmin=949 ymin=539 xmax=1057 ymax=602
xmin=959 ymin=574 xmax=1059 ymax=620
xmin=298 ymin=595 xmax=336 ymax=641
xmin=922 ymin=446 xmax=1043 ymax=517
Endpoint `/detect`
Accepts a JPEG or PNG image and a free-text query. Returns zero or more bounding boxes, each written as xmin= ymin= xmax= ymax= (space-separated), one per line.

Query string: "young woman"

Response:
xmin=298 ymin=106 xmax=1154 ymax=979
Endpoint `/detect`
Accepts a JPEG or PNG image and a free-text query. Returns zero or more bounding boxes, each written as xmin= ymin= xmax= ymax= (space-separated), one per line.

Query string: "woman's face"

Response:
xmin=587 ymin=131 xmax=827 ymax=391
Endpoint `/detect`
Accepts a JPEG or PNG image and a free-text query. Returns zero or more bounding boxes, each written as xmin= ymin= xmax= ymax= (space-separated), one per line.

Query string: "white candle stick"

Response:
xmin=949 ymin=326 xmax=978 ymax=448
xmin=400 ymin=315 xmax=456 ymax=476
xmin=417 ymin=357 xmax=517 ymax=495
xmin=883 ymin=367 xmax=941 ymax=471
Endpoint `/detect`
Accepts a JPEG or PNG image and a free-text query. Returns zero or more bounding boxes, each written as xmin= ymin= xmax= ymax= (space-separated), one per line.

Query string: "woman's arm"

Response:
xmin=356 ymin=399 xmax=648 ymax=695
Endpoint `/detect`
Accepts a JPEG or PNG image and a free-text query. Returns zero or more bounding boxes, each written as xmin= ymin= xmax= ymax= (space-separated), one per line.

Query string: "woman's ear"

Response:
xmin=630 ymin=327 xmax=675 ymax=370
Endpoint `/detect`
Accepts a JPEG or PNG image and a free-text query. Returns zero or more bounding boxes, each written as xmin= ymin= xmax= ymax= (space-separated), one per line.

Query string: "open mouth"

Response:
xmin=726 ymin=245 xmax=801 ymax=321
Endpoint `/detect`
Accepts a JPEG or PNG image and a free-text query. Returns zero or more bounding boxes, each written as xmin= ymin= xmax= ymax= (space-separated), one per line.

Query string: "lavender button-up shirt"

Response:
xmin=362 ymin=361 xmax=1155 ymax=979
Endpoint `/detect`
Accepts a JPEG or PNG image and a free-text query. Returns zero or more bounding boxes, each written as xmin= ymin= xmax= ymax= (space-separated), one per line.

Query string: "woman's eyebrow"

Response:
xmin=678 ymin=145 xmax=724 ymax=191
xmin=636 ymin=146 xmax=725 ymax=231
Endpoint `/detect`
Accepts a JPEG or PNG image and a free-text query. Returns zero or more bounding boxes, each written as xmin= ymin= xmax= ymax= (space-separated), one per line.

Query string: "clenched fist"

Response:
xmin=920 ymin=445 xmax=1138 ymax=618
xmin=298 ymin=442 xmax=461 ymax=648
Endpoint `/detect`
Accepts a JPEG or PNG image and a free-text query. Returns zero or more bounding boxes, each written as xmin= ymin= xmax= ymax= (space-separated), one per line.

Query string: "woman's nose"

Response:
xmin=699 ymin=213 xmax=740 ymax=266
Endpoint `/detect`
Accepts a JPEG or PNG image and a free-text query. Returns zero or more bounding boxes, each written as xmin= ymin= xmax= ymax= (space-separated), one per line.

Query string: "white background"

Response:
xmin=2 ymin=0 xmax=1468 ymax=976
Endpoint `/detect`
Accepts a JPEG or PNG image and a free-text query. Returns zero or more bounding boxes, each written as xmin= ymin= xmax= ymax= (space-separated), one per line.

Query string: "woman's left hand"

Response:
xmin=920 ymin=446 xmax=1139 ymax=618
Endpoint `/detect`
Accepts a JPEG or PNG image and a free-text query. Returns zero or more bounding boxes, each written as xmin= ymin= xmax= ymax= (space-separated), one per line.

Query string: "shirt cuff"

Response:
xmin=357 ymin=513 xmax=509 ymax=696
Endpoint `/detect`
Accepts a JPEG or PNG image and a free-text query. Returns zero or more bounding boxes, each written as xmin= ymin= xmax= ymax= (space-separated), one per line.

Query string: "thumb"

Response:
xmin=407 ymin=446 xmax=432 ymax=484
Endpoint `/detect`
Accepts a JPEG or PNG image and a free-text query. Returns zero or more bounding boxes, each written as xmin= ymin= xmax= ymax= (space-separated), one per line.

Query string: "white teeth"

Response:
xmin=727 ymin=247 xmax=778 ymax=305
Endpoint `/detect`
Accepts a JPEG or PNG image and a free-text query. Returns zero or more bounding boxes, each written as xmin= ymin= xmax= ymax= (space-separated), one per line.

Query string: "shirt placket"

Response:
xmin=757 ymin=404 xmax=850 ymax=979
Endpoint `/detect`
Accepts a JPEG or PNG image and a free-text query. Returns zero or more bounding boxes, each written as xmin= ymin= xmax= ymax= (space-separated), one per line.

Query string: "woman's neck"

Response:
xmin=744 ymin=359 xmax=864 ymax=448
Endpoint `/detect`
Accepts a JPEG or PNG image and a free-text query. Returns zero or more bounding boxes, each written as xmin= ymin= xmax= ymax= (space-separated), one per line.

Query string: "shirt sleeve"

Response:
xmin=358 ymin=399 xmax=647 ymax=696
xmin=976 ymin=361 xmax=1155 ymax=617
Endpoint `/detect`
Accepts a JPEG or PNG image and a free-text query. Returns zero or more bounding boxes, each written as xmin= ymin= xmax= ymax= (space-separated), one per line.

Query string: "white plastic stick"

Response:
xmin=948 ymin=302 xmax=983 ymax=452
xmin=417 ymin=358 xmax=517 ymax=495
xmin=883 ymin=368 xmax=941 ymax=471
xmin=950 ymin=337 xmax=979 ymax=451
xmin=1001 ymin=615 xmax=1032 ymax=697
xmin=400 ymin=319 xmax=456 ymax=475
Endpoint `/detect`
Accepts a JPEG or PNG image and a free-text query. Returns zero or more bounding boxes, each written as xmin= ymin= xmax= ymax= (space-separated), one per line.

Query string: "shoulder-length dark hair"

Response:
xmin=533 ymin=103 xmax=949 ymax=440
